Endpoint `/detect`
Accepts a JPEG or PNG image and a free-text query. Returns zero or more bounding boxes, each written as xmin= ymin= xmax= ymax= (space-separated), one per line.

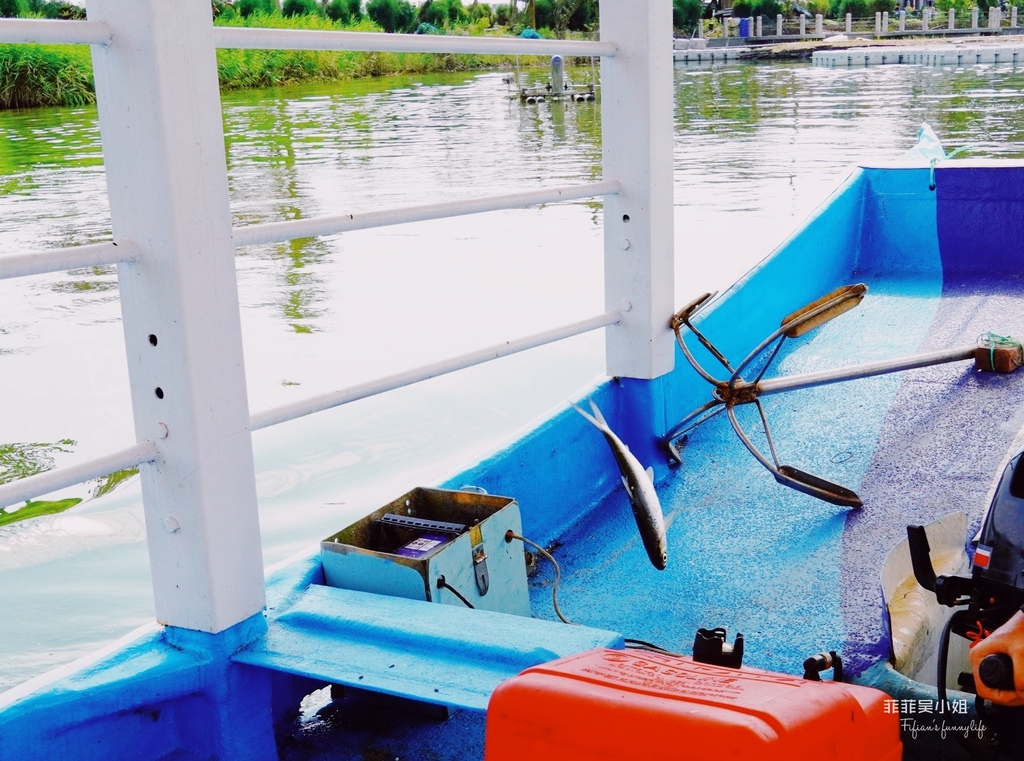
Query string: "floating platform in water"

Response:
xmin=512 ymin=85 xmax=596 ymax=104
xmin=505 ymin=54 xmax=598 ymax=104
xmin=674 ymin=46 xmax=752 ymax=63
xmin=813 ymin=42 xmax=1024 ymax=66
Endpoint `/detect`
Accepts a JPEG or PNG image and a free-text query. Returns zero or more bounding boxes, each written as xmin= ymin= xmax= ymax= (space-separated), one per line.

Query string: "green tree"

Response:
xmin=674 ymin=0 xmax=703 ymax=28
xmin=283 ymin=0 xmax=320 ymax=15
xmin=0 ymin=0 xmax=26 ymax=18
xmin=535 ymin=0 xmax=554 ymax=28
xmin=467 ymin=0 xmax=492 ymax=24
xmin=367 ymin=0 xmax=416 ymax=31
xmin=829 ymin=0 xmax=867 ymax=18
xmin=419 ymin=0 xmax=466 ymax=26
xmin=325 ymin=0 xmax=363 ymax=22
xmin=494 ymin=3 xmax=512 ymax=24
xmin=753 ymin=0 xmax=782 ymax=17
xmin=934 ymin=0 xmax=975 ymax=14
xmin=236 ymin=0 xmax=279 ymax=17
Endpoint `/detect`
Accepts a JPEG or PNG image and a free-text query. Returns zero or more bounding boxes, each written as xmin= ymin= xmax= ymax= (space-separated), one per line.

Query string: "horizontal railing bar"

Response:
xmin=233 ymin=180 xmax=620 ymax=248
xmin=0 ymin=18 xmax=111 ymax=46
xmin=0 ymin=440 xmax=158 ymax=511
xmin=250 ymin=310 xmax=622 ymax=431
xmin=0 ymin=241 xmax=137 ymax=281
xmin=214 ymin=26 xmax=615 ymax=58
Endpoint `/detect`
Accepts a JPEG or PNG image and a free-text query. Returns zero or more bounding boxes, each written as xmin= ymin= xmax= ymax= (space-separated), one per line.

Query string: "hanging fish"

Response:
xmin=573 ymin=400 xmax=668 ymax=570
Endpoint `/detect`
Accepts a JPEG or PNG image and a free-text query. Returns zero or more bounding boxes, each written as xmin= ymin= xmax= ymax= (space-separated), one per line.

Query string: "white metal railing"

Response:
xmin=0 ymin=18 xmax=111 ymax=45
xmin=234 ymin=181 xmax=620 ymax=247
xmin=0 ymin=14 xmax=618 ymax=502
xmin=0 ymin=241 xmax=137 ymax=280
xmin=0 ymin=441 xmax=158 ymax=510
xmin=0 ymin=310 xmax=621 ymax=511
xmin=0 ymin=0 xmax=674 ymax=634
xmin=0 ymin=17 xmax=614 ymax=56
xmin=213 ymin=25 xmax=615 ymax=57
xmin=250 ymin=311 xmax=623 ymax=431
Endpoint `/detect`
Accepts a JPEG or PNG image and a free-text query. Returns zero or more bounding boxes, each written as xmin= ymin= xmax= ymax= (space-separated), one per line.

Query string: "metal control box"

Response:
xmin=320 ymin=487 xmax=531 ymax=617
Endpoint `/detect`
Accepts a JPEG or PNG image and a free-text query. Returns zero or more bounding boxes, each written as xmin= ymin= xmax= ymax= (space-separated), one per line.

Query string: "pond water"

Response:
xmin=2 ymin=60 xmax=1024 ymax=692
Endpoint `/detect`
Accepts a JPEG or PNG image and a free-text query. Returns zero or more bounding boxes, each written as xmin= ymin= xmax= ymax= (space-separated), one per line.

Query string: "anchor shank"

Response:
xmin=752 ymin=345 xmax=976 ymax=397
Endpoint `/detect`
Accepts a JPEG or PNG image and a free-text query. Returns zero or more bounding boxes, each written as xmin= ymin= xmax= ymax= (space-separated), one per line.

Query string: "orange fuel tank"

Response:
xmin=484 ymin=648 xmax=901 ymax=761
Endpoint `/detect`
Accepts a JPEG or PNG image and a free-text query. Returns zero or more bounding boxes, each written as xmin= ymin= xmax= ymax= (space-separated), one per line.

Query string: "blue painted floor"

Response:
xmin=279 ymin=274 xmax=1024 ymax=760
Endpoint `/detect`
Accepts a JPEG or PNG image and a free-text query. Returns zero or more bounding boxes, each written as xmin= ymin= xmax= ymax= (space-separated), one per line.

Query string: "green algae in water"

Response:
xmin=0 ymin=439 xmax=80 ymax=527
xmin=0 ymin=497 xmax=81 ymax=528
xmin=0 ymin=439 xmax=76 ymax=483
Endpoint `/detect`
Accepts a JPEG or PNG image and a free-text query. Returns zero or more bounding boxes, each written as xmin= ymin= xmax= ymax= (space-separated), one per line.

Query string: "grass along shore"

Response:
xmin=0 ymin=13 xmax=548 ymax=110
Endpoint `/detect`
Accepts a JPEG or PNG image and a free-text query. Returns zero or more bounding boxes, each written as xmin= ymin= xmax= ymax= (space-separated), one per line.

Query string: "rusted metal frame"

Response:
xmin=662 ymin=399 xmax=725 ymax=455
xmin=725 ymin=287 xmax=865 ymax=395
xmin=669 ymin=292 xmax=732 ymax=378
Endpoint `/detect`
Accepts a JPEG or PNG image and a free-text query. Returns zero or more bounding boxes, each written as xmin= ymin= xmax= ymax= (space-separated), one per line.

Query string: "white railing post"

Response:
xmin=949 ymin=8 xmax=955 ymax=29
xmin=883 ymin=11 xmax=889 ymax=30
xmin=875 ymin=12 xmax=881 ymax=33
xmin=800 ymin=14 xmax=806 ymax=35
xmin=922 ymin=7 xmax=930 ymax=30
xmin=88 ymin=0 xmax=265 ymax=633
xmin=815 ymin=13 xmax=823 ymax=34
xmin=756 ymin=15 xmax=762 ymax=36
xmin=972 ymin=7 xmax=979 ymax=28
xmin=600 ymin=0 xmax=674 ymax=380
xmin=846 ymin=12 xmax=852 ymax=32
xmin=777 ymin=13 xmax=783 ymax=35
xmin=1013 ymin=6 xmax=1018 ymax=27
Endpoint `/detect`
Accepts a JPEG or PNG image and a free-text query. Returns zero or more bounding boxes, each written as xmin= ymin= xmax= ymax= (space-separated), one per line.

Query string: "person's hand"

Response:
xmin=971 ymin=610 xmax=1024 ymax=706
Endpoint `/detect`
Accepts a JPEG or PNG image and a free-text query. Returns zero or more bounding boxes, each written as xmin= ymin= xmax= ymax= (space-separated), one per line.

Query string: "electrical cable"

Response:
xmin=436 ymin=576 xmax=474 ymax=609
xmin=938 ymin=609 xmax=957 ymax=710
xmin=506 ymin=531 xmax=573 ymax=625
xmin=624 ymin=638 xmax=684 ymax=657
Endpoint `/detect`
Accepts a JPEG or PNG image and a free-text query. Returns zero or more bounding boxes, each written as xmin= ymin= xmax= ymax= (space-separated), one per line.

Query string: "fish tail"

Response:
xmin=571 ymin=400 xmax=606 ymax=432
xmin=587 ymin=400 xmax=610 ymax=429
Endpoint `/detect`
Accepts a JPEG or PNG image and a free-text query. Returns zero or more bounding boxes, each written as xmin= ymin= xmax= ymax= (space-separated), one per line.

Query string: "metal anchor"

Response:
xmin=664 ymin=283 xmax=989 ymax=509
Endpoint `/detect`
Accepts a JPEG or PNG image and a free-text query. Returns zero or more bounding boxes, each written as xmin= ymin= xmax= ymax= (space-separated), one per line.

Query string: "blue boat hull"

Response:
xmin=4 ymin=162 xmax=1024 ymax=760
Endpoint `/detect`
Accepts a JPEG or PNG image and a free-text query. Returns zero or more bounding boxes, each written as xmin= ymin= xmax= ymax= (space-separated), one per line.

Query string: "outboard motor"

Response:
xmin=908 ymin=450 xmax=1024 ymax=757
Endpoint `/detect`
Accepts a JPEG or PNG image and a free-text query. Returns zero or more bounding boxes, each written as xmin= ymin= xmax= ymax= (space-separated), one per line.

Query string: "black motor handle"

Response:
xmin=979 ymin=653 xmax=1016 ymax=691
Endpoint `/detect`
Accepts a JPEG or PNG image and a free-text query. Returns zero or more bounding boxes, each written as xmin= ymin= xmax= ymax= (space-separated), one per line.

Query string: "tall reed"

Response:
xmin=0 ymin=14 xmax=539 ymax=110
xmin=0 ymin=43 xmax=93 ymax=109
